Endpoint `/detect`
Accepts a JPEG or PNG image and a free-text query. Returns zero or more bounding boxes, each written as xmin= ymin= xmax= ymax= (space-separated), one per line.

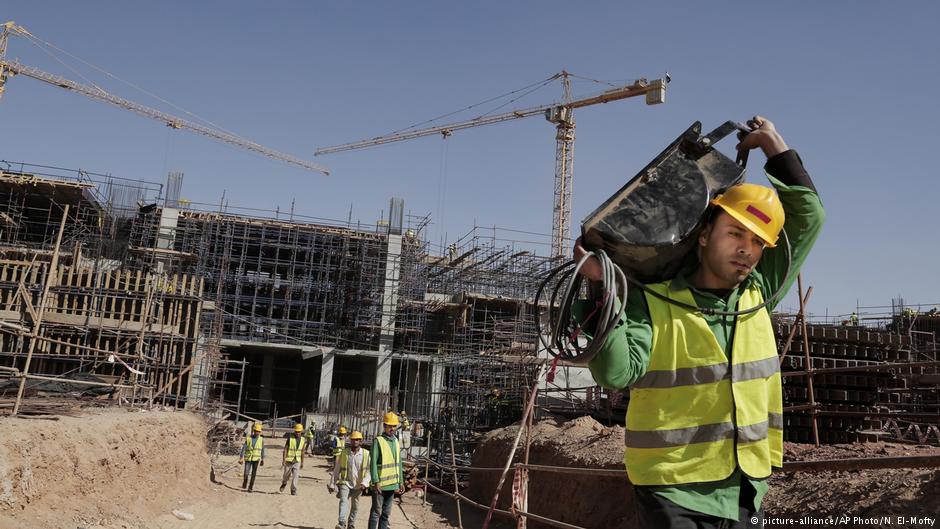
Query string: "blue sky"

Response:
xmin=2 ymin=2 xmax=938 ymax=318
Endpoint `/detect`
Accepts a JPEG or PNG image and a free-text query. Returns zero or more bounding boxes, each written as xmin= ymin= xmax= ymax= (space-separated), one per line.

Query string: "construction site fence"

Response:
xmin=409 ymin=453 xmax=940 ymax=529
xmin=414 ymin=453 xmax=940 ymax=477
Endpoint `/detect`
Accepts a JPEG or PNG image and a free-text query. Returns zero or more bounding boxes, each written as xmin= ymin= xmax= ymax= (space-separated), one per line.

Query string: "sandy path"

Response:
xmin=0 ymin=409 xmax=485 ymax=529
xmin=153 ymin=445 xmax=457 ymax=529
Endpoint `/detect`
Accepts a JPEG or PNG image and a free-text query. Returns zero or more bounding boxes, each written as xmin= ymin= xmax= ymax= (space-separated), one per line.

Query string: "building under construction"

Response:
xmin=0 ymin=161 xmax=555 ymax=440
xmin=0 ymin=160 xmax=938 ymax=453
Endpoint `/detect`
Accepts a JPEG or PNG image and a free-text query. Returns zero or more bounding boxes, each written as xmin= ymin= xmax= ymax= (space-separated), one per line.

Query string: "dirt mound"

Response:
xmin=470 ymin=416 xmax=940 ymax=528
xmin=765 ymin=443 xmax=940 ymax=528
xmin=467 ymin=416 xmax=637 ymax=528
xmin=0 ymin=408 xmax=211 ymax=529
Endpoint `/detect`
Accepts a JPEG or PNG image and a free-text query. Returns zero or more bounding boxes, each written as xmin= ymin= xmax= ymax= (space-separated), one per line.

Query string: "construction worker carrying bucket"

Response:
xmin=328 ymin=431 xmax=370 ymax=529
xmin=279 ymin=423 xmax=307 ymax=495
xmin=573 ymin=117 xmax=825 ymax=528
xmin=238 ymin=423 xmax=265 ymax=492
xmin=368 ymin=412 xmax=404 ymax=529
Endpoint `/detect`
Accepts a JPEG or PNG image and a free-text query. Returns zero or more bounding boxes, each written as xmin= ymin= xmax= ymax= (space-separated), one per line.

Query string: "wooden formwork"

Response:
xmin=0 ymin=256 xmax=204 ymax=407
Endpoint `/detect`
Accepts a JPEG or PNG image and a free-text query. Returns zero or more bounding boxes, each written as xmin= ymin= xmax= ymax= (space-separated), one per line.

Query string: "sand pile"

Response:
xmin=0 ymin=408 xmax=211 ymax=529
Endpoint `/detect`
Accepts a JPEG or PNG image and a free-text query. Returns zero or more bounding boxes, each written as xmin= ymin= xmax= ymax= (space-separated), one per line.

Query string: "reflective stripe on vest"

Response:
xmin=244 ymin=436 xmax=263 ymax=462
xmin=332 ymin=437 xmax=345 ymax=456
xmin=286 ymin=437 xmax=306 ymax=463
xmin=624 ymin=280 xmax=783 ymax=486
xmin=338 ymin=447 xmax=370 ymax=483
xmin=375 ymin=436 xmax=401 ymax=488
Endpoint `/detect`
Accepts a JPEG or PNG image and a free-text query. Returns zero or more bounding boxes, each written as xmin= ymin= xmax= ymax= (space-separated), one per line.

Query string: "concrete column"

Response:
xmin=183 ymin=339 xmax=209 ymax=410
xmin=375 ymin=233 xmax=402 ymax=393
xmin=375 ymin=355 xmax=392 ymax=395
xmin=318 ymin=351 xmax=335 ymax=409
xmin=157 ymin=207 xmax=180 ymax=250
xmin=259 ymin=353 xmax=274 ymax=404
xmin=429 ymin=360 xmax=445 ymax=416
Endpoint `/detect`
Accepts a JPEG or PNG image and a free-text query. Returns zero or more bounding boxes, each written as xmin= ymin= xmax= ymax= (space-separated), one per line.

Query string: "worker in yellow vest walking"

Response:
xmin=305 ymin=421 xmax=317 ymax=455
xmin=279 ymin=423 xmax=306 ymax=495
xmin=238 ymin=423 xmax=265 ymax=492
xmin=328 ymin=431 xmax=370 ymax=529
xmin=574 ymin=117 xmax=824 ymax=528
xmin=368 ymin=413 xmax=404 ymax=529
xmin=331 ymin=425 xmax=348 ymax=462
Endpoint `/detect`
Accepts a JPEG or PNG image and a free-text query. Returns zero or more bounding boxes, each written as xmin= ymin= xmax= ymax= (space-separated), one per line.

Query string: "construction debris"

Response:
xmin=206 ymin=420 xmax=246 ymax=456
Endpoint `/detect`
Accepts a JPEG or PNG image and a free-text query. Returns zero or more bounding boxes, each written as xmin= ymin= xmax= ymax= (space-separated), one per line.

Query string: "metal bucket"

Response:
xmin=581 ymin=121 xmax=746 ymax=283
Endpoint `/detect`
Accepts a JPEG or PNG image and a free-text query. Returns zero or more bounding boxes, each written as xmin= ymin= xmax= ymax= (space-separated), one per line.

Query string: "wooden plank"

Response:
xmin=16 ymin=281 xmax=37 ymax=323
xmin=13 ymin=205 xmax=69 ymax=415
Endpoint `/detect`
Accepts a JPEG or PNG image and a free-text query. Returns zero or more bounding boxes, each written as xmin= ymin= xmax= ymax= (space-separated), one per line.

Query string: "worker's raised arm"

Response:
xmin=739 ymin=118 xmax=825 ymax=308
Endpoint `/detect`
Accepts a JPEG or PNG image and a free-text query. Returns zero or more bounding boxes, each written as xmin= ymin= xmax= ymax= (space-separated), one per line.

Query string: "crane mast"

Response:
xmin=549 ymin=73 xmax=576 ymax=258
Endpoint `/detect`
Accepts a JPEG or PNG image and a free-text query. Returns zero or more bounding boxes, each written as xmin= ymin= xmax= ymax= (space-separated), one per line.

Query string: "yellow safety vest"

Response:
xmin=285 ymin=437 xmax=306 ymax=463
xmin=338 ymin=447 xmax=370 ymax=484
xmin=624 ymin=280 xmax=783 ymax=486
xmin=244 ymin=436 xmax=264 ymax=462
xmin=374 ymin=436 xmax=401 ymax=488
xmin=332 ymin=437 xmax=345 ymax=457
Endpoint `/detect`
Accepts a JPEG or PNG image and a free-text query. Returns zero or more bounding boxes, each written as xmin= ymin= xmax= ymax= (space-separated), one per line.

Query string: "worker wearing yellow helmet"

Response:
xmin=328 ymin=430 xmax=370 ymax=529
xmin=369 ymin=412 xmax=404 ymax=529
xmin=332 ymin=425 xmax=348 ymax=461
xmin=279 ymin=423 xmax=307 ymax=495
xmin=238 ymin=423 xmax=265 ymax=492
xmin=574 ymin=117 xmax=825 ymax=527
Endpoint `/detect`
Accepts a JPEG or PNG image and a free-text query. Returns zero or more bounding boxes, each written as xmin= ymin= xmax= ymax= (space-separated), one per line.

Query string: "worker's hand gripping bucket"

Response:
xmin=581 ymin=121 xmax=748 ymax=282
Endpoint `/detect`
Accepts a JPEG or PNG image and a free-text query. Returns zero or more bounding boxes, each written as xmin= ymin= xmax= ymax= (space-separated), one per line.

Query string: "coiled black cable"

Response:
xmin=536 ymin=229 xmax=792 ymax=366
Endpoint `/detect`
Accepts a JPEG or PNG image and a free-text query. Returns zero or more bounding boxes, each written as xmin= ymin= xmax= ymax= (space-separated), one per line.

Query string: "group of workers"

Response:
xmin=237 ymin=411 xmax=407 ymax=529
xmin=237 ymin=421 xmax=308 ymax=495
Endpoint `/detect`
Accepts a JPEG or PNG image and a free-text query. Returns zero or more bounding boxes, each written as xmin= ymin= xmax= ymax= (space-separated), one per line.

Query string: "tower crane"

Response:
xmin=315 ymin=71 xmax=668 ymax=256
xmin=0 ymin=22 xmax=330 ymax=175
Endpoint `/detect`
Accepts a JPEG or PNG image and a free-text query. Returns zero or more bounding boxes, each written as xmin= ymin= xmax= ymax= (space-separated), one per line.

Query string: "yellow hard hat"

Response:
xmin=338 ymin=426 xmax=348 ymax=434
xmin=711 ymin=183 xmax=785 ymax=247
xmin=349 ymin=431 xmax=364 ymax=440
xmin=294 ymin=423 xmax=304 ymax=433
xmin=252 ymin=423 xmax=263 ymax=432
xmin=383 ymin=412 xmax=400 ymax=426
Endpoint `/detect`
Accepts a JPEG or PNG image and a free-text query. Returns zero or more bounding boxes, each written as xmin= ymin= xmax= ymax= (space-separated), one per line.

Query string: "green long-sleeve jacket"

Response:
xmin=579 ymin=150 xmax=825 ymax=521
xmin=370 ymin=433 xmax=404 ymax=491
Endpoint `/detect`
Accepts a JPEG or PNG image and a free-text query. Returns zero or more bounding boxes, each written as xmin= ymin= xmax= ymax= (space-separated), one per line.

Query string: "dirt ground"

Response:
xmin=470 ymin=416 xmax=940 ymax=529
xmin=764 ymin=443 xmax=940 ymax=528
xmin=6 ymin=409 xmax=938 ymax=529
xmin=0 ymin=408 xmax=476 ymax=529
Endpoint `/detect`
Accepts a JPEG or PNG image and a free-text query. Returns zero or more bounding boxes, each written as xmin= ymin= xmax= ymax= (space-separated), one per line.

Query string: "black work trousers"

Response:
xmin=635 ymin=486 xmax=764 ymax=529
xmin=242 ymin=460 xmax=260 ymax=491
